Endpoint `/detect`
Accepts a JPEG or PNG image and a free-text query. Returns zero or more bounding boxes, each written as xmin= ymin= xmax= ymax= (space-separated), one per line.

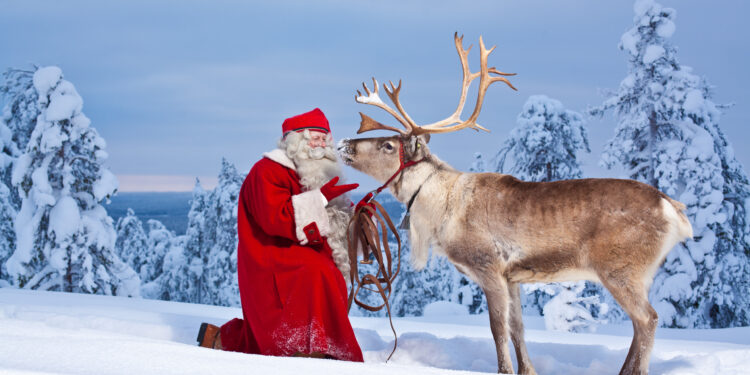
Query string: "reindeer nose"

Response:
xmin=336 ymin=138 xmax=351 ymax=152
xmin=336 ymin=139 xmax=355 ymax=165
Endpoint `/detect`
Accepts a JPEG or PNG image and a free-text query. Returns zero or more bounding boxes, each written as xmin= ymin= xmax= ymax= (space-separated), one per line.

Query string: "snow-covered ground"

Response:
xmin=1 ymin=288 xmax=749 ymax=375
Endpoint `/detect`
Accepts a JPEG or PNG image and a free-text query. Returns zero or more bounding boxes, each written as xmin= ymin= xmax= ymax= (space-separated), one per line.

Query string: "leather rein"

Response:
xmin=346 ymin=139 xmax=425 ymax=361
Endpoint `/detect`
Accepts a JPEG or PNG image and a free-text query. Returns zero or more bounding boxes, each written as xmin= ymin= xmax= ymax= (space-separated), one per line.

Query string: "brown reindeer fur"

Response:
xmin=339 ymin=135 xmax=692 ymax=375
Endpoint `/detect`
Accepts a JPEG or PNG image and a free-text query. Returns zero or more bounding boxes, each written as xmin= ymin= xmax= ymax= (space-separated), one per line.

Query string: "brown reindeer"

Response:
xmin=338 ymin=34 xmax=693 ymax=375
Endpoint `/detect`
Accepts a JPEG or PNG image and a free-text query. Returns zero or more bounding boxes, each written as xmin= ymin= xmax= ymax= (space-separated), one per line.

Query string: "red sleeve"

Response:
xmin=245 ymin=161 xmax=300 ymax=242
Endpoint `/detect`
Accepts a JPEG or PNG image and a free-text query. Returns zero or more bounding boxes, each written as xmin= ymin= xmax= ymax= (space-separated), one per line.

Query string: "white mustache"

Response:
xmin=308 ymin=146 xmax=326 ymax=160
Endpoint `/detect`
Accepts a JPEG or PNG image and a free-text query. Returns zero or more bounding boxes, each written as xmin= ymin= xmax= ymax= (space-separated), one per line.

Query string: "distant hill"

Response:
xmin=106 ymin=192 xmax=192 ymax=235
xmin=106 ymin=191 xmax=405 ymax=236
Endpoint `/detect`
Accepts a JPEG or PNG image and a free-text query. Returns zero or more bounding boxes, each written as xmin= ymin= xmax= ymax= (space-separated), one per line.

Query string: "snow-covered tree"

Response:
xmin=494 ymin=95 xmax=590 ymax=180
xmin=591 ymin=0 xmax=750 ymax=328
xmin=141 ymin=219 xmax=172 ymax=286
xmin=1 ymin=68 xmax=39 ymax=208
xmin=204 ymin=158 xmax=242 ymax=307
xmin=0 ymin=183 xmax=15 ymax=285
xmin=140 ymin=219 xmax=187 ymax=300
xmin=4 ymin=66 xmax=139 ymax=296
xmin=0 ymin=68 xmax=40 ymax=282
xmin=537 ymin=282 xmax=605 ymax=333
xmin=174 ymin=178 xmax=209 ymax=303
xmin=469 ymin=152 xmax=486 ymax=174
xmin=114 ymin=208 xmax=149 ymax=279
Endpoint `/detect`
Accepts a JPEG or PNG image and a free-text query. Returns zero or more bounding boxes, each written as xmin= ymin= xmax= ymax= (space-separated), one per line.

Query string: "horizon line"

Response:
xmin=116 ymin=174 xmax=220 ymax=192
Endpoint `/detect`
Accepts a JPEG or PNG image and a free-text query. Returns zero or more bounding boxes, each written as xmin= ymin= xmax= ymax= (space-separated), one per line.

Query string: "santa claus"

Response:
xmin=196 ymin=108 xmax=364 ymax=361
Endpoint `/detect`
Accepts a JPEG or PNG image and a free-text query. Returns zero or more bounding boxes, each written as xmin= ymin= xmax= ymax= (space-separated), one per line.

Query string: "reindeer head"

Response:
xmin=338 ymin=33 xmax=517 ymax=181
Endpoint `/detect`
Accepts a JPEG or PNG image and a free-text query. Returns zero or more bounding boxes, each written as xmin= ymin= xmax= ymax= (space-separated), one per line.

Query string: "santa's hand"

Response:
xmin=320 ymin=176 xmax=358 ymax=202
xmin=355 ymin=198 xmax=376 ymax=218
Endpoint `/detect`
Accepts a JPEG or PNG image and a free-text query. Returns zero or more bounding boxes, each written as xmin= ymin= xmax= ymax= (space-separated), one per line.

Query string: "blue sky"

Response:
xmin=1 ymin=0 xmax=748 ymax=192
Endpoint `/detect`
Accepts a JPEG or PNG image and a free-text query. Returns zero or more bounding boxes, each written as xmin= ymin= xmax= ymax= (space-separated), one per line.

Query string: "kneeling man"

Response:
xmin=198 ymin=108 xmax=363 ymax=361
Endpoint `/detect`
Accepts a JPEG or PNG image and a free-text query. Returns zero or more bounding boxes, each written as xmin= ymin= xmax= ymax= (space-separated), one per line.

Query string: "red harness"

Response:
xmin=360 ymin=139 xmax=425 ymax=204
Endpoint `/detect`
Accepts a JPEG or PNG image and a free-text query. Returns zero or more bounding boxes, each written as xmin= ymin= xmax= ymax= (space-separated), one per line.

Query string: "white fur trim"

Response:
xmin=263 ymin=149 xmax=296 ymax=171
xmin=291 ymin=188 xmax=331 ymax=244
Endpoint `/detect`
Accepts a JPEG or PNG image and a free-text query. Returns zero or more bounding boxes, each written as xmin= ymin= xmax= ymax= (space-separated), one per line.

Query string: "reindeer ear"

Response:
xmin=409 ymin=136 xmax=419 ymax=151
xmin=420 ymin=134 xmax=431 ymax=144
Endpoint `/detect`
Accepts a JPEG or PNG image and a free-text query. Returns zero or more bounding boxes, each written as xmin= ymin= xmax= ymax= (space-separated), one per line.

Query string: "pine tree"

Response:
xmin=493 ymin=95 xmax=610 ymax=330
xmin=4 ymin=66 xmax=139 ymax=296
xmin=181 ymin=178 xmax=211 ymax=304
xmin=0 ymin=183 xmax=15 ymax=285
xmin=140 ymin=219 xmax=187 ymax=300
xmin=1 ymin=68 xmax=39 ymax=209
xmin=591 ymin=0 xmax=750 ymax=328
xmin=469 ymin=152 xmax=486 ymax=174
xmin=0 ymin=67 xmax=39 ymax=282
xmin=539 ymin=282 xmax=605 ymax=333
xmin=114 ymin=208 xmax=149 ymax=279
xmin=152 ymin=235 xmax=188 ymax=302
xmin=494 ymin=95 xmax=590 ymax=180
xmin=141 ymin=219 xmax=172 ymax=285
xmin=205 ymin=158 xmax=242 ymax=306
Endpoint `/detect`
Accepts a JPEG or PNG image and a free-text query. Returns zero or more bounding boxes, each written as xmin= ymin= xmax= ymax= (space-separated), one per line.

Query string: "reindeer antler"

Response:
xmin=354 ymin=33 xmax=517 ymax=136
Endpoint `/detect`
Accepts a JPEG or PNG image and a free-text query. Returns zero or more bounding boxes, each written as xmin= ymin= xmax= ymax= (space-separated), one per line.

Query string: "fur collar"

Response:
xmin=263 ymin=148 xmax=296 ymax=171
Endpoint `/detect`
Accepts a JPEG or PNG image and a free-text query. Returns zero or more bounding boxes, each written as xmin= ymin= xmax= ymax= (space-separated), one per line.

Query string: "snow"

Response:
xmin=1 ymin=288 xmax=749 ymax=375
xmin=45 ymin=81 xmax=83 ymax=122
xmin=657 ymin=19 xmax=676 ymax=38
xmin=31 ymin=66 xmax=62 ymax=96
xmin=633 ymin=0 xmax=655 ymax=18
xmin=643 ymin=45 xmax=665 ymax=64
xmin=423 ymin=301 xmax=468 ymax=317
xmin=620 ymin=30 xmax=639 ymax=56
xmin=93 ymin=169 xmax=119 ymax=201
xmin=683 ymin=89 xmax=705 ymax=114
xmin=7 ymin=200 xmax=37 ymax=271
xmin=355 ymin=90 xmax=385 ymax=106
xmin=49 ymin=196 xmax=81 ymax=240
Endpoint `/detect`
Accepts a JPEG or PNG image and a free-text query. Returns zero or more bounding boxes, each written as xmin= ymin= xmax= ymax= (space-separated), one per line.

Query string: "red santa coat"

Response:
xmin=219 ymin=149 xmax=363 ymax=362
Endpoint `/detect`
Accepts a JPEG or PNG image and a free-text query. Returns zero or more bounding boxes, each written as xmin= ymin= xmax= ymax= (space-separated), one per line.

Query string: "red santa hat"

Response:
xmin=282 ymin=108 xmax=330 ymax=136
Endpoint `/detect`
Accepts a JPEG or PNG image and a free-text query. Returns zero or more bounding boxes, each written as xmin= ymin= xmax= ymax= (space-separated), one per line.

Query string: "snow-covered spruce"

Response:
xmin=4 ymin=66 xmax=139 ymax=296
xmin=494 ymin=94 xmax=590 ymax=181
xmin=1 ymin=67 xmax=39 ymax=210
xmin=590 ymin=0 xmax=750 ymax=328
xmin=0 ymin=68 xmax=41 ymax=282
xmin=115 ymin=208 xmax=149 ymax=280
xmin=178 ymin=178 xmax=212 ymax=304
xmin=0 ymin=183 xmax=15 ymax=285
xmin=140 ymin=219 xmax=186 ymax=300
xmin=204 ymin=158 xmax=242 ymax=307
xmin=140 ymin=159 xmax=242 ymax=306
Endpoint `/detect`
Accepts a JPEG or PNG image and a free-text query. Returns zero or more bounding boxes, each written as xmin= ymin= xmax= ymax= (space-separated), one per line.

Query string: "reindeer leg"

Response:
xmin=483 ymin=277 xmax=514 ymax=374
xmin=600 ymin=276 xmax=658 ymax=375
xmin=508 ymin=282 xmax=536 ymax=375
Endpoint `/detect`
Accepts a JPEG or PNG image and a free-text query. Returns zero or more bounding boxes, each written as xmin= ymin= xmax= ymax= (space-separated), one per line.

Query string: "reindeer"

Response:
xmin=338 ymin=34 xmax=693 ymax=375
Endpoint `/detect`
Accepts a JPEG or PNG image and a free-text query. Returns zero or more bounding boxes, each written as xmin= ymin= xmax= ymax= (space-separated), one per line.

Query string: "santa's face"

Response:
xmin=279 ymin=130 xmax=342 ymax=191
xmin=307 ymin=130 xmax=328 ymax=149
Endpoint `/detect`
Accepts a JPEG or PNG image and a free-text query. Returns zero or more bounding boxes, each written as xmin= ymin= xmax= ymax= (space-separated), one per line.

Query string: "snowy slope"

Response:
xmin=1 ymin=288 xmax=748 ymax=375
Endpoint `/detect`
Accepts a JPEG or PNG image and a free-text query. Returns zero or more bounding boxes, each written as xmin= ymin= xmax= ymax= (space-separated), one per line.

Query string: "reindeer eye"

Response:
xmin=383 ymin=143 xmax=394 ymax=151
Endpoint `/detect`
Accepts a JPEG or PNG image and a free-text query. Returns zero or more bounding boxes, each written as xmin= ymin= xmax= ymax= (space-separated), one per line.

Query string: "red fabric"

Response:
xmin=320 ymin=176 xmax=359 ymax=202
xmin=219 ymin=157 xmax=363 ymax=362
xmin=281 ymin=108 xmax=330 ymax=135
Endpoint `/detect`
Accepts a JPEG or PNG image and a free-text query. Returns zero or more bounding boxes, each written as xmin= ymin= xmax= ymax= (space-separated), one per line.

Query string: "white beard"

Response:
xmin=279 ymin=131 xmax=353 ymax=281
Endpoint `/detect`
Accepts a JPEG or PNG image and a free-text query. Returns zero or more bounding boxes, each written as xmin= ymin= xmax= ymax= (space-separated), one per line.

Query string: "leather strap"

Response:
xmin=347 ymin=199 xmax=402 ymax=361
xmin=346 ymin=139 xmax=426 ymax=361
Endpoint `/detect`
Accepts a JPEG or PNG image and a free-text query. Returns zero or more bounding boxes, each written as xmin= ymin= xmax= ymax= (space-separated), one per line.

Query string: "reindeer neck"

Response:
xmin=390 ymin=155 xmax=459 ymax=206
